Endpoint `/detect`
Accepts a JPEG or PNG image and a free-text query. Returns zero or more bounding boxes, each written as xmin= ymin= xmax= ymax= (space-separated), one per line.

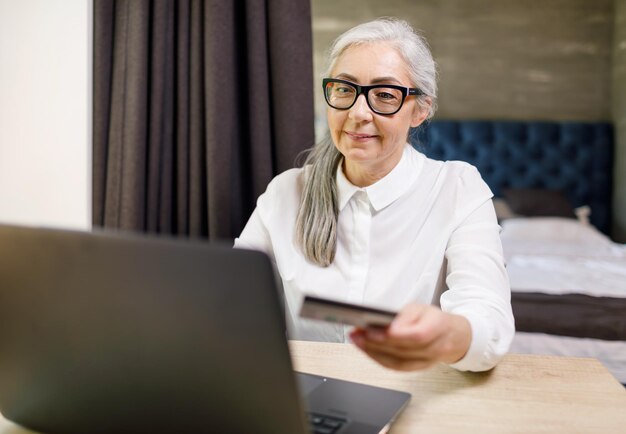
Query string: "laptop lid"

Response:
xmin=0 ymin=224 xmax=411 ymax=434
xmin=0 ymin=224 xmax=308 ymax=434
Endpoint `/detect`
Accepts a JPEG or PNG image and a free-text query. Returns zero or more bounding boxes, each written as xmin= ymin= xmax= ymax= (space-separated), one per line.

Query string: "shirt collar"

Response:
xmin=336 ymin=144 xmax=422 ymax=212
xmin=336 ymin=162 xmax=361 ymax=211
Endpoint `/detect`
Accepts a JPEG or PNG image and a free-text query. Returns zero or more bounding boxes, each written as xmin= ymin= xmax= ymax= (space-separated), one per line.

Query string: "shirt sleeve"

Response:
xmin=440 ymin=166 xmax=515 ymax=372
xmin=234 ymin=203 xmax=270 ymax=247
xmin=234 ymin=168 xmax=303 ymax=260
xmin=234 ymin=190 xmax=275 ymax=260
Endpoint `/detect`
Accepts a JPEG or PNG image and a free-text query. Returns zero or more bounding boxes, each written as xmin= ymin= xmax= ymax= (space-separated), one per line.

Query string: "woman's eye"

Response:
xmin=375 ymin=91 xmax=397 ymax=100
xmin=332 ymin=86 xmax=355 ymax=99
xmin=336 ymin=86 xmax=353 ymax=94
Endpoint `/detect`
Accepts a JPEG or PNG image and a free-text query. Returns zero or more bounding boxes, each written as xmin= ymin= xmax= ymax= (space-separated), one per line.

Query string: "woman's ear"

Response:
xmin=410 ymin=97 xmax=431 ymax=128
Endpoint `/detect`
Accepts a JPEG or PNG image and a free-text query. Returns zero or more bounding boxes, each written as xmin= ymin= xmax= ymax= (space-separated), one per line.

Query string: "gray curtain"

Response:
xmin=93 ymin=0 xmax=315 ymax=240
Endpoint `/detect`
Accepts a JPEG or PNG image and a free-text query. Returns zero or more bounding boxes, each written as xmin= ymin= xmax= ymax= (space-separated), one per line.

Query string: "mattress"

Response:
xmin=501 ymin=217 xmax=626 ymax=383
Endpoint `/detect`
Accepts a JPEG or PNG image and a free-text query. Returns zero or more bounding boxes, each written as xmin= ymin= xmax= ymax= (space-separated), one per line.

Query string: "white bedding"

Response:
xmin=501 ymin=217 xmax=626 ymax=298
xmin=501 ymin=217 xmax=626 ymax=383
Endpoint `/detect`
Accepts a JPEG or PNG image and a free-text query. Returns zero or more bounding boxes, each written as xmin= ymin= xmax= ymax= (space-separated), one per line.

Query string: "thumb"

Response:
xmin=389 ymin=303 xmax=428 ymax=333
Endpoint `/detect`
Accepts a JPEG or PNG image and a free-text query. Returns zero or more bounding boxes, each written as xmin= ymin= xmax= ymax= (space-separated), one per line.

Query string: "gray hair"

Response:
xmin=296 ymin=17 xmax=438 ymax=267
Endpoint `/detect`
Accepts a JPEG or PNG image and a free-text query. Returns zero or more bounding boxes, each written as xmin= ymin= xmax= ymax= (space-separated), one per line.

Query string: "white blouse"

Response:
xmin=235 ymin=144 xmax=514 ymax=372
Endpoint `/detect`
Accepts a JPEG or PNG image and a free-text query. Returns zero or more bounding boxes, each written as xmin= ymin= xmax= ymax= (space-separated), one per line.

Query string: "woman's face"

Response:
xmin=327 ymin=42 xmax=429 ymax=180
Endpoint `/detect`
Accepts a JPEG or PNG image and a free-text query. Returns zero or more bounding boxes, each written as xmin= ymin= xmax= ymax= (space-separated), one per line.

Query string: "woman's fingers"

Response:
xmin=350 ymin=327 xmax=439 ymax=360
xmin=351 ymin=340 xmax=436 ymax=371
xmin=350 ymin=304 xmax=472 ymax=368
xmin=368 ymin=305 xmax=447 ymax=349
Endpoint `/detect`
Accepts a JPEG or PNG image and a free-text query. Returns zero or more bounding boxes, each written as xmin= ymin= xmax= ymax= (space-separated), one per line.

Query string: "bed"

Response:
xmin=414 ymin=120 xmax=626 ymax=384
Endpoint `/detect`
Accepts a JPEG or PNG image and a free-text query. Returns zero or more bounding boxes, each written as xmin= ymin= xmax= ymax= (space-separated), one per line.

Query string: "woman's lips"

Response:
xmin=345 ymin=131 xmax=378 ymax=141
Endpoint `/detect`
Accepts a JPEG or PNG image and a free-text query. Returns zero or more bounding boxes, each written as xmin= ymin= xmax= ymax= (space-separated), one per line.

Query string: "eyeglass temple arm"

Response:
xmin=408 ymin=88 xmax=425 ymax=96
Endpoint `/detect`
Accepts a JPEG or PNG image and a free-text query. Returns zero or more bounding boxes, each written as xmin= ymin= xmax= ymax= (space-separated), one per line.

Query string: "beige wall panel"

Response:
xmin=313 ymin=0 xmax=612 ymax=126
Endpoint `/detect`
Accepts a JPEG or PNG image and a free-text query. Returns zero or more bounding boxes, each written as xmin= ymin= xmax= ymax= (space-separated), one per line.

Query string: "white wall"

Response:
xmin=0 ymin=0 xmax=91 ymax=230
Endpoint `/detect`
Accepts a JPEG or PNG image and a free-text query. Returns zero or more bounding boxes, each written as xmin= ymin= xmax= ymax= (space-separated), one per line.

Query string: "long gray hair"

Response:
xmin=295 ymin=17 xmax=438 ymax=266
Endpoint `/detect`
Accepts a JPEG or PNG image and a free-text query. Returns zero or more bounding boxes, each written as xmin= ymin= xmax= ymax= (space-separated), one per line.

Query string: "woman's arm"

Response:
xmin=351 ymin=196 xmax=514 ymax=372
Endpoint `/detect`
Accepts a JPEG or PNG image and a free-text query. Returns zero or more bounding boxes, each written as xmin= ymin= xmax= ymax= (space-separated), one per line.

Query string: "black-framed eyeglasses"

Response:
xmin=322 ymin=78 xmax=425 ymax=115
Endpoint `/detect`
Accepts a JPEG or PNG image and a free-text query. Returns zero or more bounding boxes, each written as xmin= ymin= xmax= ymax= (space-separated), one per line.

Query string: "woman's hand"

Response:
xmin=349 ymin=304 xmax=472 ymax=371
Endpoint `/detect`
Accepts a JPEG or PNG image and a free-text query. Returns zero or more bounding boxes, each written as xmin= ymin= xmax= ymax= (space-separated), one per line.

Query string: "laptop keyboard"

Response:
xmin=308 ymin=412 xmax=347 ymax=434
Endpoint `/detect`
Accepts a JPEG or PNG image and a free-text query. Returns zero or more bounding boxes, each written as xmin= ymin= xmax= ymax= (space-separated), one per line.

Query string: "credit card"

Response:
xmin=299 ymin=295 xmax=396 ymax=328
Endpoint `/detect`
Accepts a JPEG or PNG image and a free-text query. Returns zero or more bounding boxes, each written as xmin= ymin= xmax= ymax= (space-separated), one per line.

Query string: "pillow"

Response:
xmin=500 ymin=217 xmax=610 ymax=245
xmin=502 ymin=188 xmax=576 ymax=219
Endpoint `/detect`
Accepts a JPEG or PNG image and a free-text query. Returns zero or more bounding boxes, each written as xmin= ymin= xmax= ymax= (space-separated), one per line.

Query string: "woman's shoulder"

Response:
xmin=414 ymin=150 xmax=491 ymax=198
xmin=426 ymin=155 xmax=476 ymax=174
xmin=413 ymin=152 xmax=493 ymax=217
xmin=256 ymin=167 xmax=306 ymax=213
xmin=442 ymin=160 xmax=483 ymax=185
xmin=416 ymin=149 xmax=482 ymax=182
xmin=444 ymin=163 xmax=492 ymax=205
xmin=265 ymin=167 xmax=305 ymax=194
xmin=252 ymin=167 xmax=305 ymax=224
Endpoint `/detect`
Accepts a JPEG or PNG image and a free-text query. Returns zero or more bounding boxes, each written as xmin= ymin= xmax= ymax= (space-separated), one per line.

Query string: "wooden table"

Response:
xmin=290 ymin=341 xmax=626 ymax=433
xmin=2 ymin=341 xmax=626 ymax=433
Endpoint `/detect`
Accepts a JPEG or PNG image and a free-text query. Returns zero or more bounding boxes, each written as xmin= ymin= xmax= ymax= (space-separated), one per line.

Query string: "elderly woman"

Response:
xmin=235 ymin=18 xmax=514 ymax=372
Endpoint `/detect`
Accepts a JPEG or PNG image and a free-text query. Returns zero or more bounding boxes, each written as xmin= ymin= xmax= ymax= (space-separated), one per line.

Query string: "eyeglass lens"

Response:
xmin=324 ymin=81 xmax=404 ymax=114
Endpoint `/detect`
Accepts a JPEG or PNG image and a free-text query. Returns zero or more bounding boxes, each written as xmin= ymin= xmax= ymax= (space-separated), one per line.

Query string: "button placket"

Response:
xmin=347 ymin=192 xmax=371 ymax=304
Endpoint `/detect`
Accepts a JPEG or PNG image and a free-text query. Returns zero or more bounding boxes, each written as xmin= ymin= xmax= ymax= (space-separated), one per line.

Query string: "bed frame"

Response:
xmin=412 ymin=120 xmax=614 ymax=234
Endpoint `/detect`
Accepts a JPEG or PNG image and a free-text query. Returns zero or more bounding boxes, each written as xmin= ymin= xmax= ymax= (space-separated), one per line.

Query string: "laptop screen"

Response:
xmin=0 ymin=224 xmax=308 ymax=433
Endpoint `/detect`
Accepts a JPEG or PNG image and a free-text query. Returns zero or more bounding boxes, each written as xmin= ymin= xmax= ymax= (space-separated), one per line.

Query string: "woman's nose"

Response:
xmin=348 ymin=94 xmax=373 ymax=122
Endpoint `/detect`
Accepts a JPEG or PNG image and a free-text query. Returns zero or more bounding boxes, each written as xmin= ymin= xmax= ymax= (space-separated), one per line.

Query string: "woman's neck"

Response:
xmin=342 ymin=151 xmax=403 ymax=188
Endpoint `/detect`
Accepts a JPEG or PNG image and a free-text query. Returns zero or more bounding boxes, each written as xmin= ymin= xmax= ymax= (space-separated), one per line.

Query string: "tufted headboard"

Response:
xmin=411 ymin=120 xmax=614 ymax=234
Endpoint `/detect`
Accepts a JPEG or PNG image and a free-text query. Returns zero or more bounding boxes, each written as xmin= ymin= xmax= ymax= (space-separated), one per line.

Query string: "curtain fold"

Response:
xmin=93 ymin=0 xmax=315 ymax=240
